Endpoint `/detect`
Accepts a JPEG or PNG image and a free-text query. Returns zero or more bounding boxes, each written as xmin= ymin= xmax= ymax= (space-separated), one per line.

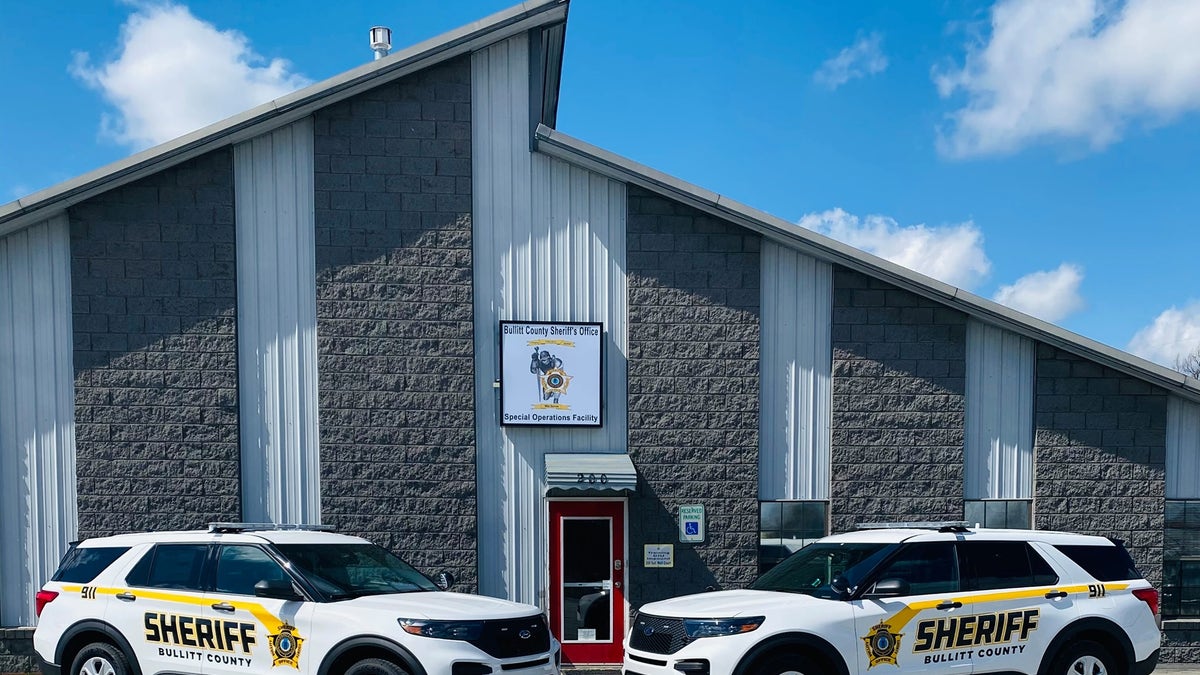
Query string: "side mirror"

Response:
xmin=865 ymin=578 xmax=909 ymax=599
xmin=435 ymin=571 xmax=456 ymax=590
xmin=255 ymin=579 xmax=302 ymax=601
xmin=830 ymin=574 xmax=851 ymax=598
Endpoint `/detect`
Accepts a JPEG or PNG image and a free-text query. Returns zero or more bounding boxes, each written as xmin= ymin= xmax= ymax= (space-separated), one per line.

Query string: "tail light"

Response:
xmin=35 ymin=590 xmax=59 ymax=617
xmin=1132 ymin=587 xmax=1160 ymax=626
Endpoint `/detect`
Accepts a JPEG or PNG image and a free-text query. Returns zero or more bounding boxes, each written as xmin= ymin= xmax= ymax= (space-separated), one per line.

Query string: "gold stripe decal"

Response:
xmin=860 ymin=583 xmax=1130 ymax=669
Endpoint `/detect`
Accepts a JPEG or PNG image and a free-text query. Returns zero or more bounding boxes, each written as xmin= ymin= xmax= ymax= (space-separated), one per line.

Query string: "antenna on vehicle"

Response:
xmin=370 ymin=26 xmax=392 ymax=60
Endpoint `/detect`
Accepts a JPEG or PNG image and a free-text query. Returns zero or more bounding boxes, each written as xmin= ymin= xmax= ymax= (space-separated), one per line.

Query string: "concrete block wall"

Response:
xmin=1033 ymin=344 xmax=1167 ymax=575
xmin=313 ymin=56 xmax=478 ymax=590
xmin=626 ymin=186 xmax=761 ymax=604
xmin=70 ymin=150 xmax=241 ymax=536
xmin=0 ymin=628 xmax=34 ymax=674
xmin=830 ymin=268 xmax=967 ymax=532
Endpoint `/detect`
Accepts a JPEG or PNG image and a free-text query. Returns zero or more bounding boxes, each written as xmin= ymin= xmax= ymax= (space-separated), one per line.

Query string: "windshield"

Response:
xmin=750 ymin=542 xmax=895 ymax=598
xmin=275 ymin=543 xmax=439 ymax=599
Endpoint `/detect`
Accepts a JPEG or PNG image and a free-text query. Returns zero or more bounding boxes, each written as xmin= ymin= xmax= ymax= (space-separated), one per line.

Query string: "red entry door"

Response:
xmin=549 ymin=500 xmax=625 ymax=665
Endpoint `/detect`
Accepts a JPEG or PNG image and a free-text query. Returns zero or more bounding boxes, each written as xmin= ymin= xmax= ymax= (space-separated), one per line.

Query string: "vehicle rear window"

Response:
xmin=1054 ymin=544 xmax=1143 ymax=581
xmin=52 ymin=547 xmax=130 ymax=583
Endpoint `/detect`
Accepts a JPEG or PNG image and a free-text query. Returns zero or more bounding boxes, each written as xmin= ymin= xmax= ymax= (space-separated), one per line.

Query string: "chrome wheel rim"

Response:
xmin=80 ymin=656 xmax=116 ymax=675
xmin=1070 ymin=655 xmax=1107 ymax=675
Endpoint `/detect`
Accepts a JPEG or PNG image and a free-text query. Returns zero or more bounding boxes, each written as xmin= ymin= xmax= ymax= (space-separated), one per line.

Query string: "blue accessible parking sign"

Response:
xmin=678 ymin=504 xmax=705 ymax=543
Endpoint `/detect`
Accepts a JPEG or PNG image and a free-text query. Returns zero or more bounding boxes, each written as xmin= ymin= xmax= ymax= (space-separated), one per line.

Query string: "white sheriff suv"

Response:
xmin=624 ymin=524 xmax=1160 ymax=675
xmin=33 ymin=523 xmax=560 ymax=675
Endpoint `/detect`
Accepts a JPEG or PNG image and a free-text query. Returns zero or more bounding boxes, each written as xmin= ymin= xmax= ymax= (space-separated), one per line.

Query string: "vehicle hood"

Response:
xmin=336 ymin=591 xmax=544 ymax=621
xmin=637 ymin=589 xmax=831 ymax=618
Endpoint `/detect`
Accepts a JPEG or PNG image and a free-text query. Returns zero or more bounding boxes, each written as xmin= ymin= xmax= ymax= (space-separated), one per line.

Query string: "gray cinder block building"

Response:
xmin=2 ymin=0 xmax=1200 ymax=669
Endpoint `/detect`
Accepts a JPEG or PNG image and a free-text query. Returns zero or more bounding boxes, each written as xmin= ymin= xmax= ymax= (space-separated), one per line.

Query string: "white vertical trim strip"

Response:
xmin=0 ymin=213 xmax=76 ymax=626
xmin=1168 ymin=396 xmax=1200 ymax=499
xmin=759 ymin=242 xmax=831 ymax=500
xmin=473 ymin=34 xmax=629 ymax=607
xmin=235 ymin=118 xmax=320 ymax=525
xmin=965 ymin=319 xmax=1035 ymax=499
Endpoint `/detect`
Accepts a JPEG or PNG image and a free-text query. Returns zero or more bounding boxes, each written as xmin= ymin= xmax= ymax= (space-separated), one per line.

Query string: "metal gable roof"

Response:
xmin=532 ymin=123 xmax=1200 ymax=403
xmin=0 ymin=0 xmax=569 ymax=239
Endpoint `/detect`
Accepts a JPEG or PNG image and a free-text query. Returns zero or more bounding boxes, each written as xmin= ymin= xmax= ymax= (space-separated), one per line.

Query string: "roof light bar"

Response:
xmin=858 ymin=521 xmax=973 ymax=532
xmin=208 ymin=522 xmax=336 ymax=533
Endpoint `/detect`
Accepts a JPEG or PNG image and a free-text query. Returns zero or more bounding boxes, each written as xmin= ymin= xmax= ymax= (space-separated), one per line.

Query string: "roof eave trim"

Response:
xmin=533 ymin=123 xmax=1200 ymax=403
xmin=0 ymin=0 xmax=569 ymax=239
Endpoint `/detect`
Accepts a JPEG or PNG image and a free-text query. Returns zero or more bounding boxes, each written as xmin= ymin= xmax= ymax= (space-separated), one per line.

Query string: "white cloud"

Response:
xmin=1127 ymin=301 xmax=1200 ymax=367
xmin=814 ymin=33 xmax=888 ymax=89
xmin=935 ymin=0 xmax=1200 ymax=158
xmin=71 ymin=1 xmax=311 ymax=149
xmin=798 ymin=208 xmax=990 ymax=289
xmin=992 ymin=263 xmax=1085 ymax=322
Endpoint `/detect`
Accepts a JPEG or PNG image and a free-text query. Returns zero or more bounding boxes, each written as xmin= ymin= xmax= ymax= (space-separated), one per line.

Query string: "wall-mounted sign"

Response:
xmin=644 ymin=544 xmax=674 ymax=568
xmin=500 ymin=321 xmax=603 ymax=427
xmin=679 ymin=504 xmax=705 ymax=543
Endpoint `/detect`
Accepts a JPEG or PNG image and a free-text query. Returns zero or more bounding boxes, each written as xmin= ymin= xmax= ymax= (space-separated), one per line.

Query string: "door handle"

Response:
xmin=1045 ymin=590 xmax=1069 ymax=599
xmin=211 ymin=602 xmax=236 ymax=613
xmin=936 ymin=601 xmax=962 ymax=610
xmin=115 ymin=592 xmax=136 ymax=602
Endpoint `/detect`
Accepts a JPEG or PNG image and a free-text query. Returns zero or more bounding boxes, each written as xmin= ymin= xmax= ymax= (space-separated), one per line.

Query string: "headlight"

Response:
xmin=398 ymin=619 xmax=484 ymax=640
xmin=683 ymin=616 xmax=765 ymax=639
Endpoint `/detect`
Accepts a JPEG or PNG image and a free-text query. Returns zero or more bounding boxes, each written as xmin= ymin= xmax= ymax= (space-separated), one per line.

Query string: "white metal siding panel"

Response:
xmin=759 ymin=243 xmax=832 ymax=500
xmin=234 ymin=118 xmax=321 ymax=525
xmin=473 ymin=34 xmax=629 ymax=608
xmin=965 ymin=320 xmax=1034 ymax=499
xmin=1168 ymin=396 xmax=1200 ymax=499
xmin=0 ymin=214 xmax=77 ymax=626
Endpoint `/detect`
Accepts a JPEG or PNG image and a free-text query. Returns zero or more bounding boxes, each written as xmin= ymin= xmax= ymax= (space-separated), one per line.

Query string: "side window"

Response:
xmin=870 ymin=543 xmax=959 ymax=596
xmin=1054 ymin=544 xmax=1143 ymax=581
xmin=962 ymin=541 xmax=1058 ymax=591
xmin=131 ymin=544 xmax=209 ymax=590
xmin=52 ymin=547 xmax=130 ymax=583
xmin=214 ymin=545 xmax=289 ymax=596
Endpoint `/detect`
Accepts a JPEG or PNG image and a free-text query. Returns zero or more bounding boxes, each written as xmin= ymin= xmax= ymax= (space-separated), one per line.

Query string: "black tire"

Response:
xmin=1050 ymin=640 xmax=1117 ymax=675
xmin=70 ymin=642 xmax=130 ymax=675
xmin=751 ymin=650 xmax=826 ymax=675
xmin=343 ymin=657 xmax=410 ymax=675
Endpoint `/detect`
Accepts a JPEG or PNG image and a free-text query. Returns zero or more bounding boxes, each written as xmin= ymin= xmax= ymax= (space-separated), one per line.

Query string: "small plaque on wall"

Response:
xmin=500 ymin=321 xmax=603 ymax=427
xmin=644 ymin=544 xmax=674 ymax=568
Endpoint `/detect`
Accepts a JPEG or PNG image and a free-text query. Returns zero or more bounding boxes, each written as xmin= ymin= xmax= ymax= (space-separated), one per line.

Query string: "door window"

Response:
xmin=214 ymin=546 xmax=289 ymax=596
xmin=562 ymin=518 xmax=612 ymax=641
xmin=868 ymin=543 xmax=959 ymax=596
xmin=130 ymin=544 xmax=208 ymax=590
xmin=961 ymin=541 xmax=1058 ymax=591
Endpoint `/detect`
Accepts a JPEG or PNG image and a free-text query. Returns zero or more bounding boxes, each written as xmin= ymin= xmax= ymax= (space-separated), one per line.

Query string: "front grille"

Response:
xmin=628 ymin=613 xmax=690 ymax=655
xmin=468 ymin=615 xmax=551 ymax=659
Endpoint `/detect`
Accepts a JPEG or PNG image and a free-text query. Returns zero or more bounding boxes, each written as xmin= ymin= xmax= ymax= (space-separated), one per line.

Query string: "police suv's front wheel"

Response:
xmin=750 ymin=650 xmax=827 ymax=675
xmin=70 ymin=642 xmax=130 ymax=675
xmin=344 ymin=657 xmax=410 ymax=675
xmin=1052 ymin=640 xmax=1116 ymax=675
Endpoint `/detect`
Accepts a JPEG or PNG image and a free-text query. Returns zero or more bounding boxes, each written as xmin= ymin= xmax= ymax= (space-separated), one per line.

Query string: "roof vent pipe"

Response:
xmin=370 ymin=26 xmax=392 ymax=60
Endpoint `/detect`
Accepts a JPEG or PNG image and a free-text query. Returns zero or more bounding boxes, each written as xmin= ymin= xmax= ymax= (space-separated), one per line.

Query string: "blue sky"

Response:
xmin=2 ymin=0 xmax=1198 ymax=367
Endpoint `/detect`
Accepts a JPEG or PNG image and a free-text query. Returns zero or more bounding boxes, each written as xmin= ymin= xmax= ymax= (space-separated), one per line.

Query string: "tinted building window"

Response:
xmin=52 ymin=547 xmax=129 ymax=583
xmin=962 ymin=541 xmax=1057 ymax=590
xmin=1164 ymin=500 xmax=1200 ymax=618
xmin=965 ymin=499 xmax=1031 ymax=529
xmin=758 ymin=501 xmax=827 ymax=573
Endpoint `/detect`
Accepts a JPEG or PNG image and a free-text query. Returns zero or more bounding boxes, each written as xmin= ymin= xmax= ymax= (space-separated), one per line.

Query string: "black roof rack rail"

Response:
xmin=208 ymin=522 xmax=335 ymax=534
